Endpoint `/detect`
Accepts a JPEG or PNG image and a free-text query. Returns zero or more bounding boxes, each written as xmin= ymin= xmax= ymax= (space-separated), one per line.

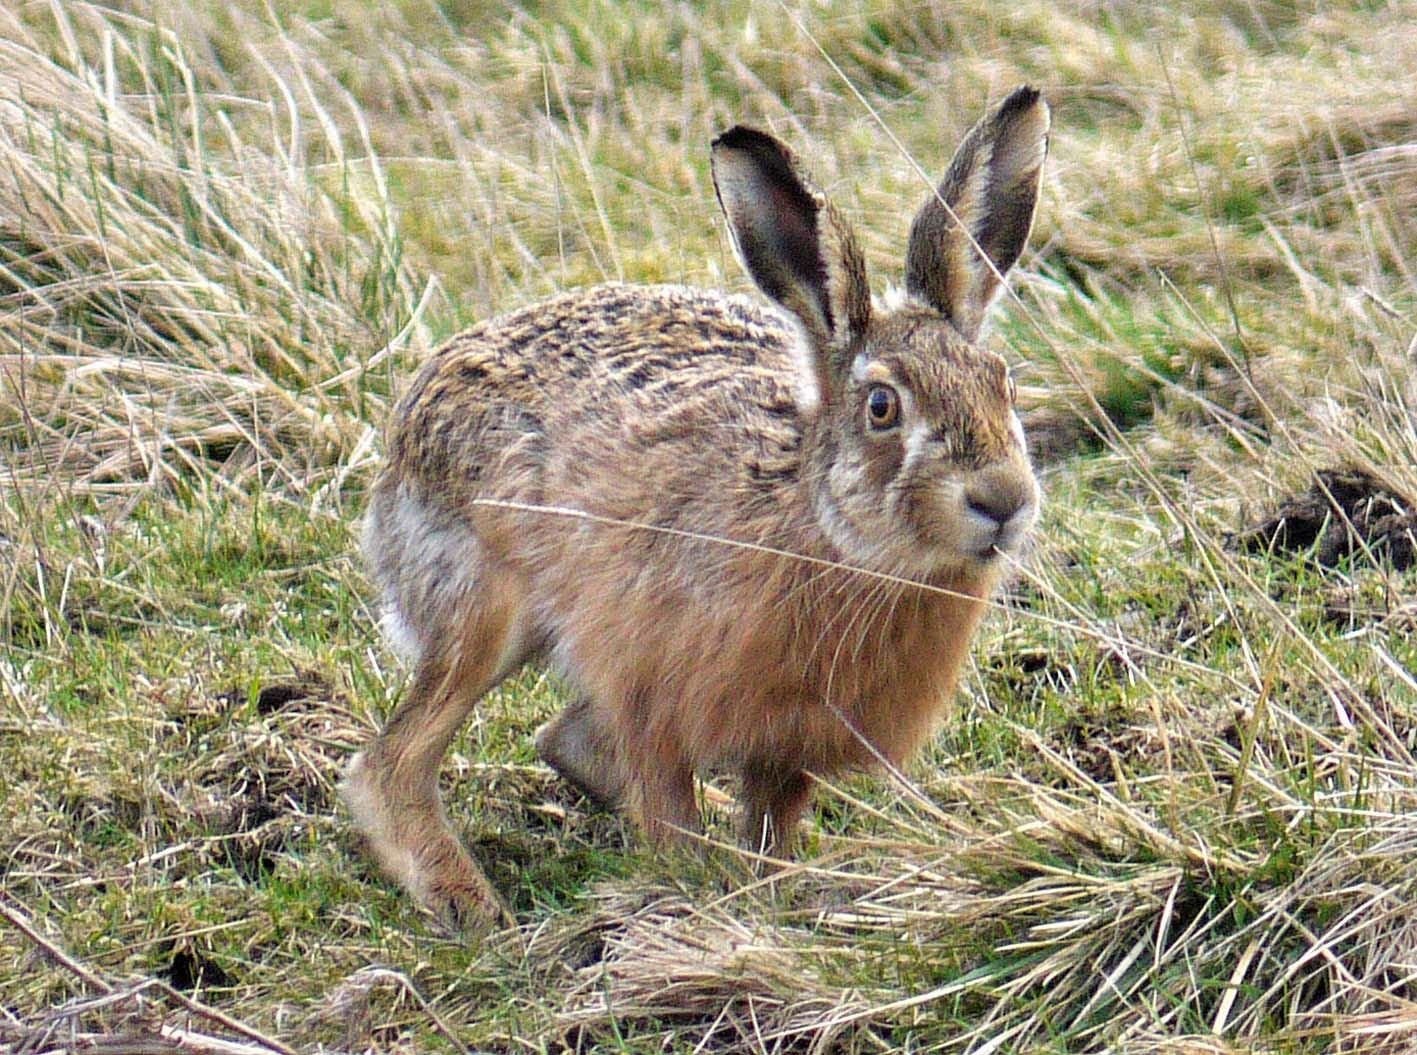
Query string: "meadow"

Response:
xmin=2 ymin=1 xmax=1415 ymax=1051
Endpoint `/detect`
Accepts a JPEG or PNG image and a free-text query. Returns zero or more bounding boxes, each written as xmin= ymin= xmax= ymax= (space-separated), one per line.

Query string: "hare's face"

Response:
xmin=817 ymin=310 xmax=1038 ymax=578
xmin=711 ymin=87 xmax=1049 ymax=579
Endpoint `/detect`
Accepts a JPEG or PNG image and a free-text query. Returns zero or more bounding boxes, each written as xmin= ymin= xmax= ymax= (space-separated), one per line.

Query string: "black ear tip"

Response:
xmin=998 ymin=85 xmax=1048 ymax=120
xmin=711 ymin=127 xmax=808 ymax=195
xmin=991 ymin=85 xmax=1051 ymax=144
xmin=712 ymin=125 xmax=779 ymax=154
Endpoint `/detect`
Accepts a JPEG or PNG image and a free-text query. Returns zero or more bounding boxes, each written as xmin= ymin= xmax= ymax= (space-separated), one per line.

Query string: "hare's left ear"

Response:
xmin=905 ymin=86 xmax=1050 ymax=342
xmin=711 ymin=127 xmax=871 ymax=370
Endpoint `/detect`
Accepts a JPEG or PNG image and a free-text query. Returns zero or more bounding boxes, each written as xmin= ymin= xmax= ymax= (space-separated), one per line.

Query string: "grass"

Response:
xmin=2 ymin=0 xmax=1416 ymax=1052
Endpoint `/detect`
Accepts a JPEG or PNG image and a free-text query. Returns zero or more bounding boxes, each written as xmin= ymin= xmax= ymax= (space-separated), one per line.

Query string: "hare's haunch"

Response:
xmin=344 ymin=87 xmax=1049 ymax=931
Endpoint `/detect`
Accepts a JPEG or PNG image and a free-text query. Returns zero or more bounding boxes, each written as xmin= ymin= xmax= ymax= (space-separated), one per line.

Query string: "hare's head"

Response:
xmin=712 ymin=87 xmax=1048 ymax=579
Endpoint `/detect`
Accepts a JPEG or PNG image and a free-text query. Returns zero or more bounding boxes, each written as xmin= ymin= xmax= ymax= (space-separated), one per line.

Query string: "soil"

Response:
xmin=1231 ymin=468 xmax=1417 ymax=571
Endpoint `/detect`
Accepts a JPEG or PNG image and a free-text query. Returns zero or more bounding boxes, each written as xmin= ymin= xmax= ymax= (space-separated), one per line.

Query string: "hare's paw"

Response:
xmin=417 ymin=847 xmax=515 ymax=935
xmin=393 ymin=823 xmax=513 ymax=934
xmin=342 ymin=751 xmax=512 ymax=934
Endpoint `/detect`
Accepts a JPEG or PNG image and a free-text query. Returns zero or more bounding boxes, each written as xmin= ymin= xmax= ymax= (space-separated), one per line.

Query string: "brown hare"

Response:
xmin=343 ymin=86 xmax=1049 ymax=930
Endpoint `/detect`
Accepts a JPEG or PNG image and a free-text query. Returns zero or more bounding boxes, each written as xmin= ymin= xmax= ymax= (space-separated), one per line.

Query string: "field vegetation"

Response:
xmin=2 ymin=1 xmax=1415 ymax=1051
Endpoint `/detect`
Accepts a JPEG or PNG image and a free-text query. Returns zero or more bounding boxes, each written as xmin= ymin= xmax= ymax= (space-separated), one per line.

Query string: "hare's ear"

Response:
xmin=712 ymin=127 xmax=871 ymax=362
xmin=905 ymin=86 xmax=1049 ymax=343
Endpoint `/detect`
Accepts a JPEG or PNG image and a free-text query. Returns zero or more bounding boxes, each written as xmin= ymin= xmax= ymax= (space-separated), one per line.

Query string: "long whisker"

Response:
xmin=821 ymin=569 xmax=887 ymax=703
xmin=469 ymin=496 xmax=1246 ymax=689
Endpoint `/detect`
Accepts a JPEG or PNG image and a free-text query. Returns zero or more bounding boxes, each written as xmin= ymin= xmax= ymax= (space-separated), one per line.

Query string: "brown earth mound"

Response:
xmin=1232 ymin=468 xmax=1416 ymax=570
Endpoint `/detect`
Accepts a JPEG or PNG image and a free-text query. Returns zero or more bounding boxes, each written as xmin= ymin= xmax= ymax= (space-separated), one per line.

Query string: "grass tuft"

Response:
xmin=0 ymin=3 xmax=431 ymax=505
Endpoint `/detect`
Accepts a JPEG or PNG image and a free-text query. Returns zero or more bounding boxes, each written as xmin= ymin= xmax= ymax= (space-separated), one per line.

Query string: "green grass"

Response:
xmin=3 ymin=0 xmax=1417 ymax=1052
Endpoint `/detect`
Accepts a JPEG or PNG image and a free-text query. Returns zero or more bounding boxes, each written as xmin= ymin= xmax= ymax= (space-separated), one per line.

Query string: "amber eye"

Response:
xmin=865 ymin=384 xmax=900 ymax=430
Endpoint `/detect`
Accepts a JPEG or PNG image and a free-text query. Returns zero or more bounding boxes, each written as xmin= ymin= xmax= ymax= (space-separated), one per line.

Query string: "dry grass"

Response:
xmin=0 ymin=3 xmax=431 ymax=506
xmin=2 ymin=1 xmax=1415 ymax=1053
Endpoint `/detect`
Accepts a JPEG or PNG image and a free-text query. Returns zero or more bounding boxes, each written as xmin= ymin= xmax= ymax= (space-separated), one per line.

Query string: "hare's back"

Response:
xmin=386 ymin=283 xmax=806 ymax=493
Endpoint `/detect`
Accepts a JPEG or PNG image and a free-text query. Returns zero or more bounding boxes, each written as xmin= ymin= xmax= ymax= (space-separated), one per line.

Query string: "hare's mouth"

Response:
xmin=960 ymin=540 xmax=1014 ymax=567
xmin=958 ymin=489 xmax=1035 ymax=559
xmin=902 ymin=496 xmax=1034 ymax=570
xmin=979 ymin=516 xmax=1031 ymax=559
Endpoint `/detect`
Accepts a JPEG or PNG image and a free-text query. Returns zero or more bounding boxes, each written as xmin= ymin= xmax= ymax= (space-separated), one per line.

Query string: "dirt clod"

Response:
xmin=1232 ymin=468 xmax=1416 ymax=570
xmin=253 ymin=674 xmax=331 ymax=715
xmin=164 ymin=943 xmax=236 ymax=992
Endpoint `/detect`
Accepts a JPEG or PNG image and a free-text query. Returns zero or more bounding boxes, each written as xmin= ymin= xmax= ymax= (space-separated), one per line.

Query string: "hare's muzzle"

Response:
xmin=961 ymin=464 xmax=1039 ymax=560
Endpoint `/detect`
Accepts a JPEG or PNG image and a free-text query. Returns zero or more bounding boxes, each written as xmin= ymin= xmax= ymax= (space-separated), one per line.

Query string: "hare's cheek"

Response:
xmin=900 ymin=480 xmax=961 ymax=544
xmin=1009 ymin=411 xmax=1027 ymax=453
xmin=899 ymin=420 xmax=937 ymax=477
xmin=859 ymin=433 xmax=907 ymax=494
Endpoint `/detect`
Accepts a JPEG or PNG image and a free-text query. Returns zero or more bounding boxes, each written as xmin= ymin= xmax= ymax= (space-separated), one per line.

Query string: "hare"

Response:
xmin=343 ymin=86 xmax=1049 ymax=930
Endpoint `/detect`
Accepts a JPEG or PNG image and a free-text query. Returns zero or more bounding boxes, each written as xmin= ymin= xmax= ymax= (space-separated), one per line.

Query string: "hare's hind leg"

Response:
xmin=343 ymin=576 xmax=531 ymax=932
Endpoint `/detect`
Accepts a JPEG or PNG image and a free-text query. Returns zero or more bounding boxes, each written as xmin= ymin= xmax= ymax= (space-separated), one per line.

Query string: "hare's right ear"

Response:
xmin=712 ymin=127 xmax=871 ymax=379
xmin=905 ymin=86 xmax=1049 ymax=342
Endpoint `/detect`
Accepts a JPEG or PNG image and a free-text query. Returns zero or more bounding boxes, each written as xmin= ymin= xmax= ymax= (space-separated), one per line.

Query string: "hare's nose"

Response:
xmin=965 ymin=483 xmax=1030 ymax=526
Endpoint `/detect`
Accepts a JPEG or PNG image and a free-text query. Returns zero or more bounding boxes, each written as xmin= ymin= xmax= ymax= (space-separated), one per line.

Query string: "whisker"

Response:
xmin=470 ymin=497 xmax=1245 ymax=689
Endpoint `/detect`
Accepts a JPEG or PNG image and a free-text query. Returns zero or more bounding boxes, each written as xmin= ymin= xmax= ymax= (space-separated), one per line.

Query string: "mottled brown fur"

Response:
xmin=343 ymin=87 xmax=1051 ymax=930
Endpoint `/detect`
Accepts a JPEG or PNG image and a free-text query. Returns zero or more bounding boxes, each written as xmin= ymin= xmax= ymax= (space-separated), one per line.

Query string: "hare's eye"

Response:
xmin=865 ymin=384 xmax=900 ymax=430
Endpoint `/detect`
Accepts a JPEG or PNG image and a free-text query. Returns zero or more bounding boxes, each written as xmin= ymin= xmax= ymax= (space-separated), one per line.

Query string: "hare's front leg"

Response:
xmin=616 ymin=719 xmax=700 ymax=845
xmin=534 ymin=694 xmax=626 ymax=808
xmin=542 ymin=694 xmax=701 ymax=848
xmin=636 ymin=761 xmax=701 ymax=846
xmin=342 ymin=592 xmax=529 ymax=932
xmin=740 ymin=763 xmax=813 ymax=858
